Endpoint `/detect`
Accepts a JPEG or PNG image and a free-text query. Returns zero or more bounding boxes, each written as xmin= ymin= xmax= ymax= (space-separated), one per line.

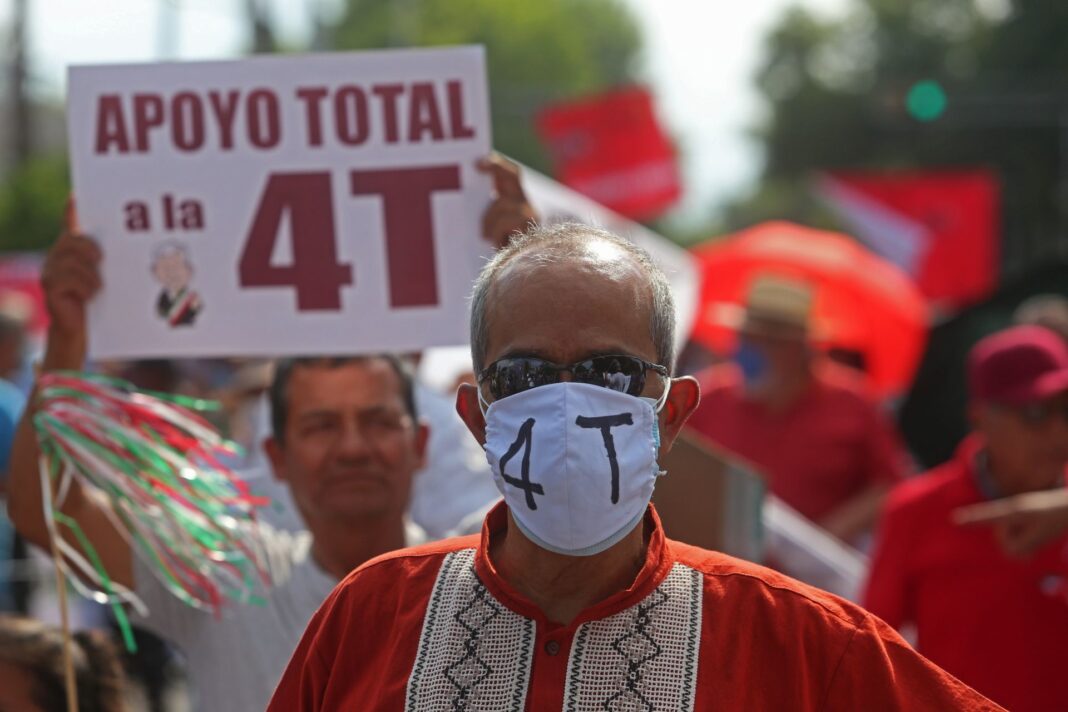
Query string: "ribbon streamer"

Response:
xmin=34 ymin=371 xmax=272 ymax=651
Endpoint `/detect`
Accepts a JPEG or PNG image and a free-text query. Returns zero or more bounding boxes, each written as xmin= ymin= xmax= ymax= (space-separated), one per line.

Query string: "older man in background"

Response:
xmin=5 ymin=155 xmax=524 ymax=711
xmin=864 ymin=325 xmax=1068 ymax=712
xmin=686 ymin=275 xmax=909 ymax=544
xmin=5 ymin=224 xmax=430 ymax=710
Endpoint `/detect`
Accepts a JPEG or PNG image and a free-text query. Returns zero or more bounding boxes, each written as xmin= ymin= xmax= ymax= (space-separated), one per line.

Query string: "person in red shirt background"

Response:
xmin=686 ymin=275 xmax=909 ymax=544
xmin=863 ymin=324 xmax=1068 ymax=712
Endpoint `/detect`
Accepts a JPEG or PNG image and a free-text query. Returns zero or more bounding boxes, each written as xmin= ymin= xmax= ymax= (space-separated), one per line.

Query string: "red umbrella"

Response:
xmin=689 ymin=221 xmax=929 ymax=398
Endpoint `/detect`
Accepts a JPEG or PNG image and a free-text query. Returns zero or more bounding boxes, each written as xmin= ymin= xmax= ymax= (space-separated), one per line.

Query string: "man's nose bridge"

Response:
xmin=336 ymin=417 xmax=369 ymax=453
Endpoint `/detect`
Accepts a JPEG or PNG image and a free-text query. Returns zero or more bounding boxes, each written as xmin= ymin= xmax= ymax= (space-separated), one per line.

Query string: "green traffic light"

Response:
xmin=906 ymin=80 xmax=948 ymax=122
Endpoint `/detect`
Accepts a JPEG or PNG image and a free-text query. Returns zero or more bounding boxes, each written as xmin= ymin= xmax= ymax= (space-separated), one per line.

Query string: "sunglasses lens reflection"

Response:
xmin=487 ymin=356 xmax=652 ymax=399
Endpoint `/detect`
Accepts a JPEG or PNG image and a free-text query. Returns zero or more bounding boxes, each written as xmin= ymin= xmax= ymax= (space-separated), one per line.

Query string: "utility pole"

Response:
xmin=245 ymin=0 xmax=276 ymax=54
xmin=308 ymin=0 xmax=332 ymax=51
xmin=9 ymin=0 xmax=32 ymax=168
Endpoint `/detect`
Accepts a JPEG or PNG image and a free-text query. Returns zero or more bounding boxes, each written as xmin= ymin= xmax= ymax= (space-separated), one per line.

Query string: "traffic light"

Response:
xmin=906 ymin=80 xmax=948 ymax=122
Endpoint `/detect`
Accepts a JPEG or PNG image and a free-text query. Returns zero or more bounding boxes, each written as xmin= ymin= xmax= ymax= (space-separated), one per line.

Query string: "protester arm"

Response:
xmin=478 ymin=154 xmax=538 ymax=249
xmin=821 ymin=396 xmax=910 ymax=542
xmin=954 ymin=489 xmax=1068 ymax=559
xmin=4 ymin=207 xmax=133 ymax=588
xmin=822 ymin=613 xmax=1004 ymax=711
xmin=818 ymin=482 xmax=892 ymax=543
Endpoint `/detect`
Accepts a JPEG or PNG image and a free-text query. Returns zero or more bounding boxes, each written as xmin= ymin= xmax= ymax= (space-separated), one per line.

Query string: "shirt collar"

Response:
xmin=473 ymin=501 xmax=675 ymax=630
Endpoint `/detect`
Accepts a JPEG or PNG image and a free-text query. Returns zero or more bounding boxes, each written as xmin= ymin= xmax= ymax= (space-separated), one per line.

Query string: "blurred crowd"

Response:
xmin=0 ymin=165 xmax=1067 ymax=711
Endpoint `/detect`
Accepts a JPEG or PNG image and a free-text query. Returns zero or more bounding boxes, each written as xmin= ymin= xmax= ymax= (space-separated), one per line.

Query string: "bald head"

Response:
xmin=469 ymin=223 xmax=676 ymax=374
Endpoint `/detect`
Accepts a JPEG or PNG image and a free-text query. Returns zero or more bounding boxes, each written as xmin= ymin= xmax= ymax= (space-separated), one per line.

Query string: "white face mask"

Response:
xmin=481 ymin=381 xmax=669 ymax=556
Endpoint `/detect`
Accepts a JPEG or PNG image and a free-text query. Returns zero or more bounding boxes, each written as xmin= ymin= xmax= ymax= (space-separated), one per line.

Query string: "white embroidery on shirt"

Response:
xmin=405 ymin=552 xmax=703 ymax=712
xmin=562 ymin=563 xmax=703 ymax=712
xmin=405 ymin=549 xmax=534 ymax=711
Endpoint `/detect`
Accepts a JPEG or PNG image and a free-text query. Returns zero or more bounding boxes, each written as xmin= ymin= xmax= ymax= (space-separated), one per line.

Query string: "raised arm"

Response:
xmin=954 ymin=489 xmax=1068 ymax=558
xmin=5 ymin=202 xmax=133 ymax=588
xmin=477 ymin=154 xmax=538 ymax=250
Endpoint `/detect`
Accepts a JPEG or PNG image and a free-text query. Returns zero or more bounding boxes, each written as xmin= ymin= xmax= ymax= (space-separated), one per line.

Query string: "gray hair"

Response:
xmin=469 ymin=222 xmax=677 ymax=376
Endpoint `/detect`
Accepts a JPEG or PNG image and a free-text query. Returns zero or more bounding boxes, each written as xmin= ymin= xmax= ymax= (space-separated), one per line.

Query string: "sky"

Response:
xmin=4 ymin=0 xmax=848 ymax=226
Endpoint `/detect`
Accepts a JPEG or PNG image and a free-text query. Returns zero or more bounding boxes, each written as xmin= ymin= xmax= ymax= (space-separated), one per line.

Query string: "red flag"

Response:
xmin=536 ymin=86 xmax=680 ymax=221
xmin=817 ymin=171 xmax=999 ymax=312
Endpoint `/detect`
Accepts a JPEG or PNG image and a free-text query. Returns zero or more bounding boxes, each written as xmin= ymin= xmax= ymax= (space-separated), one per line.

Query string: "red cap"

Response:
xmin=968 ymin=325 xmax=1068 ymax=405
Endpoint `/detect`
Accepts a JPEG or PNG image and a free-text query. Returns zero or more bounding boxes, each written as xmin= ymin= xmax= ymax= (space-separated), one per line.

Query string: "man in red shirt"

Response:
xmin=269 ymin=217 xmax=996 ymax=710
xmin=686 ymin=275 xmax=907 ymax=543
xmin=864 ymin=325 xmax=1068 ymax=712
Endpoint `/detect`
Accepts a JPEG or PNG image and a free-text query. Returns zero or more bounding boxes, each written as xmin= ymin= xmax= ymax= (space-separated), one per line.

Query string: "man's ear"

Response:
xmin=263 ymin=436 xmax=287 ymax=483
xmin=656 ymin=376 xmax=701 ymax=457
xmin=456 ymin=383 xmax=487 ymax=446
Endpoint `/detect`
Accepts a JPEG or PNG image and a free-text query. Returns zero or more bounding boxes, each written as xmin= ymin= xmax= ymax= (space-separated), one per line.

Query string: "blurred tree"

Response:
xmin=9 ymin=0 xmax=32 ymax=166
xmin=0 ymin=154 xmax=68 ymax=252
xmin=731 ymin=1 xmax=1068 ymax=275
xmin=329 ymin=0 xmax=643 ymax=173
xmin=244 ymin=0 xmax=277 ymax=53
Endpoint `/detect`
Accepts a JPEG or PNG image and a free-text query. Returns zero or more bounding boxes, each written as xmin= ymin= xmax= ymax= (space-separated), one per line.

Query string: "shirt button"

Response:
xmin=544 ymin=640 xmax=560 ymax=656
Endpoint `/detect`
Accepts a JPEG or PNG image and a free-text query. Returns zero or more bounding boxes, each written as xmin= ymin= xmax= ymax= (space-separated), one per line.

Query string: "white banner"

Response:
xmin=67 ymin=47 xmax=493 ymax=359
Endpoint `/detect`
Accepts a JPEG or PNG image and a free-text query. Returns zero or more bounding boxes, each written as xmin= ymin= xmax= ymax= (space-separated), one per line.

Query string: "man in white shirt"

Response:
xmin=2 ymin=224 xmax=495 ymax=712
xmin=8 ymin=155 xmax=532 ymax=710
xmin=5 ymin=222 xmax=432 ymax=710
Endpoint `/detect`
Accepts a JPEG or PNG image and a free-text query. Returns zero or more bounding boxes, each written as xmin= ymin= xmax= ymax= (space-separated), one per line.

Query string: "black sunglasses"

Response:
xmin=478 ymin=354 xmax=669 ymax=401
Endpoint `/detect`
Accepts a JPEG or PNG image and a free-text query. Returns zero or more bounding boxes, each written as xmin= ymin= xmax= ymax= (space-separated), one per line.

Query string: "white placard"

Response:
xmin=67 ymin=47 xmax=493 ymax=359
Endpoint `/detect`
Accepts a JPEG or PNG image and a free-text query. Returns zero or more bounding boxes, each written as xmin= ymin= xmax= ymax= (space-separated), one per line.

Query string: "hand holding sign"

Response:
xmin=478 ymin=154 xmax=538 ymax=250
xmin=39 ymin=202 xmax=101 ymax=370
xmin=67 ymin=47 xmax=493 ymax=359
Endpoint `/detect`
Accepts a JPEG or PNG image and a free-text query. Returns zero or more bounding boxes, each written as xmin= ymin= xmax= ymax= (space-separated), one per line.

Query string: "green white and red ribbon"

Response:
xmin=33 ymin=371 xmax=271 ymax=651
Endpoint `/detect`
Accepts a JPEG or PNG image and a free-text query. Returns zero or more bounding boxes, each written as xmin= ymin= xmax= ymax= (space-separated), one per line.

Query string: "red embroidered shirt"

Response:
xmin=269 ymin=503 xmax=998 ymax=711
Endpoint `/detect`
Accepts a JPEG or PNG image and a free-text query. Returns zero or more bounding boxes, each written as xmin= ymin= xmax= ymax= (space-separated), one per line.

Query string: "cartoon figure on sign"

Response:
xmin=151 ymin=242 xmax=202 ymax=327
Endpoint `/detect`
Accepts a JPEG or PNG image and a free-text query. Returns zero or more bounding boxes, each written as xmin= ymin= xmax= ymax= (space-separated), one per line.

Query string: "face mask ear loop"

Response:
xmin=477 ymin=384 xmax=491 ymax=417
xmin=653 ymin=378 xmax=672 ymax=414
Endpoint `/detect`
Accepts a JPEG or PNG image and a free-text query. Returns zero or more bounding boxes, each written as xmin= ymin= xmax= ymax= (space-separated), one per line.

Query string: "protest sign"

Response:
xmin=66 ymin=47 xmax=492 ymax=359
xmin=655 ymin=430 xmax=764 ymax=562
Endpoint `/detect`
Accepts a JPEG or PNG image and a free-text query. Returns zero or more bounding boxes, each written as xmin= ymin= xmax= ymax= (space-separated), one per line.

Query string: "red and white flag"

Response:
xmin=816 ymin=171 xmax=999 ymax=313
xmin=536 ymin=86 xmax=681 ymax=221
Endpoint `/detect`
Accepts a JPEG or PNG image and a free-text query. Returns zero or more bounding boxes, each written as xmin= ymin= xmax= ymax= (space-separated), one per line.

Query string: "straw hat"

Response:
xmin=711 ymin=274 xmax=815 ymax=337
